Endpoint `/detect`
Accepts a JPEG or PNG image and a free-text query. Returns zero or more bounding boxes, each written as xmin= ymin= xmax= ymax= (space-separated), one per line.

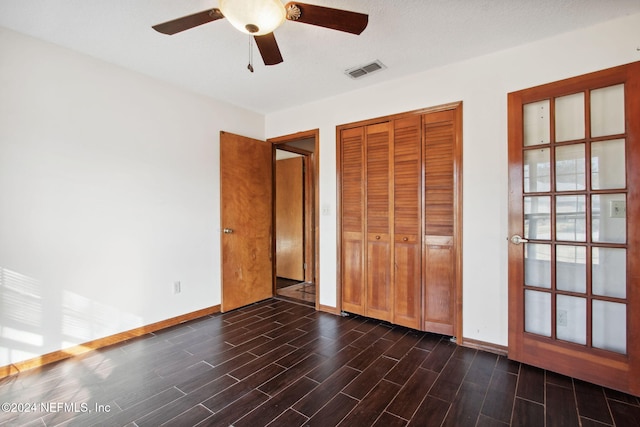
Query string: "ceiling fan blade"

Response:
xmin=285 ymin=2 xmax=368 ymax=35
xmin=152 ymin=9 xmax=224 ymax=35
xmin=254 ymin=33 xmax=284 ymax=66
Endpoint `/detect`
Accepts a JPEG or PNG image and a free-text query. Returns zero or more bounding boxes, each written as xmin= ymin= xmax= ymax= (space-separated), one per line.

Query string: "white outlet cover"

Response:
xmin=610 ymin=200 xmax=626 ymax=218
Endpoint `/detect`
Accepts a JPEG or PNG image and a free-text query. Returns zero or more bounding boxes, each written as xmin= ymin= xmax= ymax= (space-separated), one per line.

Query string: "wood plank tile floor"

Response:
xmin=1 ymin=298 xmax=639 ymax=426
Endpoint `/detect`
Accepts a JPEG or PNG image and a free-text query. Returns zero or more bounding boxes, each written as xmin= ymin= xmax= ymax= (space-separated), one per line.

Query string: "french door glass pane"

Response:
xmin=525 ymin=196 xmax=551 ymax=240
xmin=524 ymin=148 xmax=550 ymax=192
xmin=525 ymin=290 xmax=551 ymax=336
xmin=556 ymin=295 xmax=586 ymax=345
xmin=592 ymin=194 xmax=626 ymax=243
xmin=592 ymin=300 xmax=627 ymax=354
xmin=556 ymin=245 xmax=586 ymax=293
xmin=556 ymin=195 xmax=586 ymax=241
xmin=591 ymin=139 xmax=626 ymax=190
xmin=555 ymin=93 xmax=585 ymax=142
xmin=591 ymin=84 xmax=625 ymax=138
xmin=592 ymin=247 xmax=626 ymax=298
xmin=524 ymin=100 xmax=550 ymax=146
xmin=556 ymin=144 xmax=585 ymax=191
xmin=525 ymin=243 xmax=551 ymax=288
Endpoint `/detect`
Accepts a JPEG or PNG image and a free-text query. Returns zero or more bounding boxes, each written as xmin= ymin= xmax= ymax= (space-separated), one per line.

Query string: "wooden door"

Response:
xmin=422 ymin=109 xmax=459 ymax=336
xmin=508 ymin=62 xmax=640 ymax=395
xmin=365 ymin=122 xmax=393 ymax=321
xmin=340 ymin=127 xmax=366 ymax=315
xmin=393 ymin=116 xmax=422 ymax=329
xmin=220 ymin=131 xmax=273 ymax=312
xmin=275 ymin=156 xmax=304 ymax=281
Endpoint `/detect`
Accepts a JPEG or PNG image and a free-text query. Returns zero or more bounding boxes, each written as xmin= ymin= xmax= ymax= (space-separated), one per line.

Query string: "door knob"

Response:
xmin=510 ymin=235 xmax=528 ymax=245
xmin=223 ymin=228 xmax=234 ymax=234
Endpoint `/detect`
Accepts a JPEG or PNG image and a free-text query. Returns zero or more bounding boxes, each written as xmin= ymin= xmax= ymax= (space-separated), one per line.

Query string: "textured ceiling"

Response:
xmin=1 ymin=0 xmax=639 ymax=114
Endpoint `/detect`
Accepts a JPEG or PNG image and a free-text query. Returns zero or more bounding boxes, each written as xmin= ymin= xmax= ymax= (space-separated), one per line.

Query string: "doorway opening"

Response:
xmin=270 ymin=131 xmax=318 ymax=307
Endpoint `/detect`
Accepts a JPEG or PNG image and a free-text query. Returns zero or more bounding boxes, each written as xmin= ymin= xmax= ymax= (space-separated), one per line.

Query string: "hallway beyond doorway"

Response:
xmin=276 ymin=277 xmax=315 ymax=306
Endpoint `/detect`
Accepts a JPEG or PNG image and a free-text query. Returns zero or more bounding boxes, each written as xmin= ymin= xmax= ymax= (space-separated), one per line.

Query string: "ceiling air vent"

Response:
xmin=345 ymin=60 xmax=386 ymax=79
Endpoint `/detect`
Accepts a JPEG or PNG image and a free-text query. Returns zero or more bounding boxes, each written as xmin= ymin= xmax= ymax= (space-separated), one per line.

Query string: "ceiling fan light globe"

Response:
xmin=219 ymin=0 xmax=286 ymax=36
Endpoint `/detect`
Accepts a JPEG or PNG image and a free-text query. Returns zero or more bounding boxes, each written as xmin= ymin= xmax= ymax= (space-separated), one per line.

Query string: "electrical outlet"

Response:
xmin=610 ymin=200 xmax=626 ymax=218
xmin=557 ymin=309 xmax=567 ymax=327
xmin=173 ymin=281 xmax=181 ymax=294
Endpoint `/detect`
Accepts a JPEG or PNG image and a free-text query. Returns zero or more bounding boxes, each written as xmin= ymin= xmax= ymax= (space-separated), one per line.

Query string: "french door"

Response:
xmin=508 ymin=62 xmax=640 ymax=395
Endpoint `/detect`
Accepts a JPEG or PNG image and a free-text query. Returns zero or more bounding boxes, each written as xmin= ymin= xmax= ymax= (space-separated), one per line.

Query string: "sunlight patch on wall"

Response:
xmin=1 ymin=326 xmax=42 ymax=347
xmin=1 ymin=266 xmax=143 ymax=367
xmin=1 ymin=267 xmax=42 ymax=326
xmin=0 ymin=267 xmax=44 ymax=366
xmin=61 ymin=290 xmax=142 ymax=348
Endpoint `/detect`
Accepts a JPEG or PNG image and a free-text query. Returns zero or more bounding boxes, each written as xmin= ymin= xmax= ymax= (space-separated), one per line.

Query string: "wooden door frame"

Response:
xmin=336 ymin=102 xmax=463 ymax=341
xmin=268 ymin=129 xmax=320 ymax=310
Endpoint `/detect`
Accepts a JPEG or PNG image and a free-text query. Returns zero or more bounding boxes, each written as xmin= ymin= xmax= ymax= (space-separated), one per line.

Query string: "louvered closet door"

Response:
xmin=366 ymin=122 xmax=393 ymax=321
xmin=340 ymin=127 xmax=366 ymax=315
xmin=423 ymin=110 xmax=457 ymax=335
xmin=393 ymin=116 xmax=422 ymax=329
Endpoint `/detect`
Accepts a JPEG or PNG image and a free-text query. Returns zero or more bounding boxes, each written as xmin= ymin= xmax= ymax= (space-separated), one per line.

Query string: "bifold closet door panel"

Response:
xmin=365 ymin=122 xmax=393 ymax=321
xmin=340 ymin=127 xmax=366 ymax=315
xmin=393 ymin=116 xmax=422 ymax=329
xmin=423 ymin=110 xmax=456 ymax=335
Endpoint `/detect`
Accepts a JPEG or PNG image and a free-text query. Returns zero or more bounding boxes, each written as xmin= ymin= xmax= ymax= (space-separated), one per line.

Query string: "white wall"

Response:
xmin=265 ymin=13 xmax=640 ymax=346
xmin=0 ymin=28 xmax=264 ymax=366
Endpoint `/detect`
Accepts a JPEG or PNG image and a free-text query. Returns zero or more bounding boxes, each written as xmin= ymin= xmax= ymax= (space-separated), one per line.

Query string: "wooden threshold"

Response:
xmin=462 ymin=337 xmax=509 ymax=357
xmin=0 ymin=305 xmax=220 ymax=379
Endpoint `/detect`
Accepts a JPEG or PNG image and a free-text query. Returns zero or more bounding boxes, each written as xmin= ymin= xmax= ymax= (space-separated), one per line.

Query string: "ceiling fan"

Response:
xmin=152 ymin=0 xmax=368 ymax=67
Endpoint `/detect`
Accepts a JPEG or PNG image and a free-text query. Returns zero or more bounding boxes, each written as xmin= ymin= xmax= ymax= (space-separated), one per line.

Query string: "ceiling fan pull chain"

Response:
xmin=247 ymin=35 xmax=254 ymax=73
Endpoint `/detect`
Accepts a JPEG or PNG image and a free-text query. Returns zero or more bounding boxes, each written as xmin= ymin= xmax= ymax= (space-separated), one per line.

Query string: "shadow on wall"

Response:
xmin=0 ymin=266 xmax=141 ymax=369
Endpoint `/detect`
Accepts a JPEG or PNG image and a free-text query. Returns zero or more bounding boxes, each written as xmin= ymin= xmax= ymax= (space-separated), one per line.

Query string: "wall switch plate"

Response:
xmin=173 ymin=281 xmax=181 ymax=294
xmin=609 ymin=200 xmax=626 ymax=218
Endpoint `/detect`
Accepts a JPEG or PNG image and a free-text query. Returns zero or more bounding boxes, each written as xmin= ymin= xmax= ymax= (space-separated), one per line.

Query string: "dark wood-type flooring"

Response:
xmin=1 ymin=298 xmax=639 ymax=426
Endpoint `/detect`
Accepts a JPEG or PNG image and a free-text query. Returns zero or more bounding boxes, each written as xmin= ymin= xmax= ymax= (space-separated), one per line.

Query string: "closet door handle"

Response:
xmin=375 ymin=235 xmax=381 ymax=240
xmin=402 ymin=237 xmax=408 ymax=242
